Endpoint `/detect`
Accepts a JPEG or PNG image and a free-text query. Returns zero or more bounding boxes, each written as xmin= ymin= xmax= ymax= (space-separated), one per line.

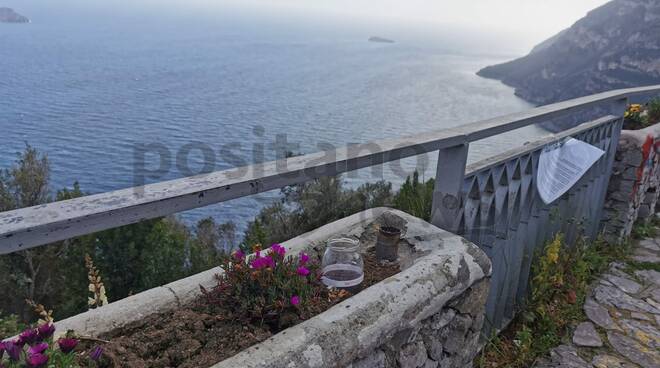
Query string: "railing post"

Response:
xmin=592 ymin=97 xmax=627 ymax=239
xmin=431 ymin=143 xmax=469 ymax=232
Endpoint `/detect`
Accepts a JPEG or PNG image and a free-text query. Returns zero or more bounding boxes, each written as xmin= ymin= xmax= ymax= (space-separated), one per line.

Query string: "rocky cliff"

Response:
xmin=0 ymin=7 xmax=29 ymax=23
xmin=478 ymin=0 xmax=660 ymax=105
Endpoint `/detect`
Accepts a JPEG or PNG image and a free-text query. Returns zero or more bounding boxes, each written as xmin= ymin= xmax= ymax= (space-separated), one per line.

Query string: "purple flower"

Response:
xmin=290 ymin=295 xmax=300 ymax=306
xmin=3 ymin=340 xmax=22 ymax=361
xmin=58 ymin=337 xmax=78 ymax=353
xmin=19 ymin=328 xmax=39 ymax=345
xmin=0 ymin=341 xmax=5 ymax=359
xmin=299 ymin=252 xmax=310 ymax=265
xmin=270 ymin=244 xmax=286 ymax=257
xmin=90 ymin=345 xmax=104 ymax=361
xmin=251 ymin=255 xmax=275 ymax=269
xmin=26 ymin=352 xmax=49 ymax=368
xmin=297 ymin=266 xmax=310 ymax=277
xmin=28 ymin=342 xmax=48 ymax=355
xmin=37 ymin=323 xmax=55 ymax=340
xmin=233 ymin=249 xmax=245 ymax=260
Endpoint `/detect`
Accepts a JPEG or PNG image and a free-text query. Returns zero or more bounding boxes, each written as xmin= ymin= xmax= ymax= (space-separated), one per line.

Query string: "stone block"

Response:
xmin=449 ymin=279 xmax=489 ymax=317
xmin=423 ymin=335 xmax=443 ymax=361
xmin=351 ymin=350 xmax=387 ymax=368
xmin=398 ymin=341 xmax=428 ymax=368
xmin=572 ymin=322 xmax=603 ymax=347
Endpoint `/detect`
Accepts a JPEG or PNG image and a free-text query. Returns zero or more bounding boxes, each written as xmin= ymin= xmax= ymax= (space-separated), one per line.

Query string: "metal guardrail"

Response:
xmin=461 ymin=115 xmax=623 ymax=330
xmin=1 ymin=85 xmax=660 ymax=330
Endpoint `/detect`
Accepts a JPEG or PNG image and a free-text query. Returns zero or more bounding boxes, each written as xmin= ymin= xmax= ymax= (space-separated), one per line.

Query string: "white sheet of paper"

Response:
xmin=537 ymin=138 xmax=605 ymax=204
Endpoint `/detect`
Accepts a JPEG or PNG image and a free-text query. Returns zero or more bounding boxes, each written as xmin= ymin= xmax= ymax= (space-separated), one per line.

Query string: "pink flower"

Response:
xmin=19 ymin=328 xmax=39 ymax=345
xmin=37 ymin=323 xmax=55 ymax=340
xmin=28 ymin=342 xmax=48 ymax=355
xmin=233 ymin=249 xmax=245 ymax=260
xmin=250 ymin=255 xmax=275 ymax=269
xmin=26 ymin=352 xmax=49 ymax=368
xmin=3 ymin=340 xmax=22 ymax=361
xmin=297 ymin=266 xmax=310 ymax=277
xmin=270 ymin=244 xmax=286 ymax=257
xmin=299 ymin=252 xmax=310 ymax=265
xmin=57 ymin=337 xmax=78 ymax=353
xmin=290 ymin=295 xmax=300 ymax=306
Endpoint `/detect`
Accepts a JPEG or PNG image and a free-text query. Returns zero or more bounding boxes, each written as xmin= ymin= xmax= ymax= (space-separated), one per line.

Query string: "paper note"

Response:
xmin=537 ymin=138 xmax=604 ymax=204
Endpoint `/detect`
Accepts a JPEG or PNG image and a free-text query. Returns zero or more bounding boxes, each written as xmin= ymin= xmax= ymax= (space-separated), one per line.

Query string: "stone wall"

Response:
xmin=602 ymin=124 xmax=660 ymax=243
xmin=212 ymin=209 xmax=491 ymax=368
xmin=50 ymin=208 xmax=491 ymax=368
xmin=349 ymin=279 xmax=489 ymax=368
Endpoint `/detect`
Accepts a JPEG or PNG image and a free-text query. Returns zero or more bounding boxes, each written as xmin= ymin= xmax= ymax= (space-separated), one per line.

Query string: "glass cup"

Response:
xmin=321 ymin=238 xmax=364 ymax=292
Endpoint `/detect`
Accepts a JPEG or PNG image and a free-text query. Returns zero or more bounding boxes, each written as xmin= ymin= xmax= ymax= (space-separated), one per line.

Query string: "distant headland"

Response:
xmin=477 ymin=0 xmax=660 ymax=106
xmin=0 ymin=7 xmax=29 ymax=23
xmin=368 ymin=36 xmax=394 ymax=44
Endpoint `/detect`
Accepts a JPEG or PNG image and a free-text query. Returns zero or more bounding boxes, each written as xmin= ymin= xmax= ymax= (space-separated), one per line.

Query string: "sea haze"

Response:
xmin=0 ymin=1 xmax=546 ymax=233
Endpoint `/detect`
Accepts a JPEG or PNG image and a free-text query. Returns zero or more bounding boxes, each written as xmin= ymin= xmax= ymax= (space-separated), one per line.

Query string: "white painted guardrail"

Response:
xmin=1 ymin=85 xmax=659 ymax=256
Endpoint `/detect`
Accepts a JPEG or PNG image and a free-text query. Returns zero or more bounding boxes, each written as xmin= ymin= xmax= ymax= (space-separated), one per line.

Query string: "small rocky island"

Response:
xmin=368 ymin=36 xmax=394 ymax=44
xmin=0 ymin=7 xmax=29 ymax=23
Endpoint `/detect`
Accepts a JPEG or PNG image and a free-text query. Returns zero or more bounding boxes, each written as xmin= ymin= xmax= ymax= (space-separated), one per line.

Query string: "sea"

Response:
xmin=0 ymin=1 xmax=547 ymax=234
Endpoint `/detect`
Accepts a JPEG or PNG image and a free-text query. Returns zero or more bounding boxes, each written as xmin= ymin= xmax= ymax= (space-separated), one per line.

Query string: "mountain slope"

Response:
xmin=0 ymin=7 xmax=29 ymax=23
xmin=478 ymin=0 xmax=660 ymax=105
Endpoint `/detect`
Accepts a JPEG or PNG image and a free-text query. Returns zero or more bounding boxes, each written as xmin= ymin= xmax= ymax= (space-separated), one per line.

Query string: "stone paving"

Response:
xmin=536 ymin=235 xmax=660 ymax=368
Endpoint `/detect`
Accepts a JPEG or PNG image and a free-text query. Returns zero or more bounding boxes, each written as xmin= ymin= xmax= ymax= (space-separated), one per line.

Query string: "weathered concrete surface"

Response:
xmin=51 ymin=208 xmax=394 ymax=336
xmin=212 ymin=209 xmax=491 ymax=368
xmin=538 ymin=232 xmax=660 ymax=368
xmin=49 ymin=208 xmax=491 ymax=368
xmin=602 ymin=124 xmax=660 ymax=243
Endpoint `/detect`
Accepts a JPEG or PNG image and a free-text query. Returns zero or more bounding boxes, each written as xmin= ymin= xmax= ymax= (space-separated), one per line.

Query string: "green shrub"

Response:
xmin=0 ymin=313 xmax=25 ymax=339
xmin=393 ymin=171 xmax=434 ymax=221
xmin=242 ymin=177 xmax=393 ymax=248
xmin=647 ymin=98 xmax=660 ymax=125
xmin=0 ymin=146 xmax=231 ymax=324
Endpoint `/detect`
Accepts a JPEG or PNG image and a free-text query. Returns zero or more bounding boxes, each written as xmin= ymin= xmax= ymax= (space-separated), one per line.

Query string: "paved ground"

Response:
xmin=535 ymin=232 xmax=660 ymax=368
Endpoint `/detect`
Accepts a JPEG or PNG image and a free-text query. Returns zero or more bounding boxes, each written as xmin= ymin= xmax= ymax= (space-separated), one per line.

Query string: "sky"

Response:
xmin=6 ymin=0 xmax=612 ymax=53
xmin=197 ymin=0 xmax=612 ymax=50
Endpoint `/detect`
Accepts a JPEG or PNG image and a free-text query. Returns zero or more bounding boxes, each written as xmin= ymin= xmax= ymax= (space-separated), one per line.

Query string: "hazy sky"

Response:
xmin=209 ymin=0 xmax=611 ymax=48
xmin=8 ymin=0 xmax=612 ymax=53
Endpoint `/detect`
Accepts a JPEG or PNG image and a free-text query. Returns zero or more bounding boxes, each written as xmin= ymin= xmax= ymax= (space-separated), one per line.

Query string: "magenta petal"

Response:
xmin=19 ymin=328 xmax=39 ymax=345
xmin=37 ymin=323 xmax=55 ymax=340
xmin=290 ymin=295 xmax=300 ymax=306
xmin=58 ymin=337 xmax=78 ymax=353
xmin=4 ymin=340 xmax=22 ymax=361
xmin=26 ymin=352 xmax=49 ymax=368
xmin=270 ymin=244 xmax=286 ymax=257
xmin=28 ymin=342 xmax=48 ymax=355
xmin=90 ymin=345 xmax=104 ymax=361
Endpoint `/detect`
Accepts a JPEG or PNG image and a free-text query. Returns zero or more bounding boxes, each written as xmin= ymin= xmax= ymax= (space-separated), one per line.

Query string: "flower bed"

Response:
xmin=89 ymin=246 xmax=399 ymax=367
xmin=14 ymin=208 xmax=491 ymax=368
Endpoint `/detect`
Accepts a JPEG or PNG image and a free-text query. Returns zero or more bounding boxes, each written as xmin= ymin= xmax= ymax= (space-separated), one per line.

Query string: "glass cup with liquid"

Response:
xmin=321 ymin=238 xmax=364 ymax=292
